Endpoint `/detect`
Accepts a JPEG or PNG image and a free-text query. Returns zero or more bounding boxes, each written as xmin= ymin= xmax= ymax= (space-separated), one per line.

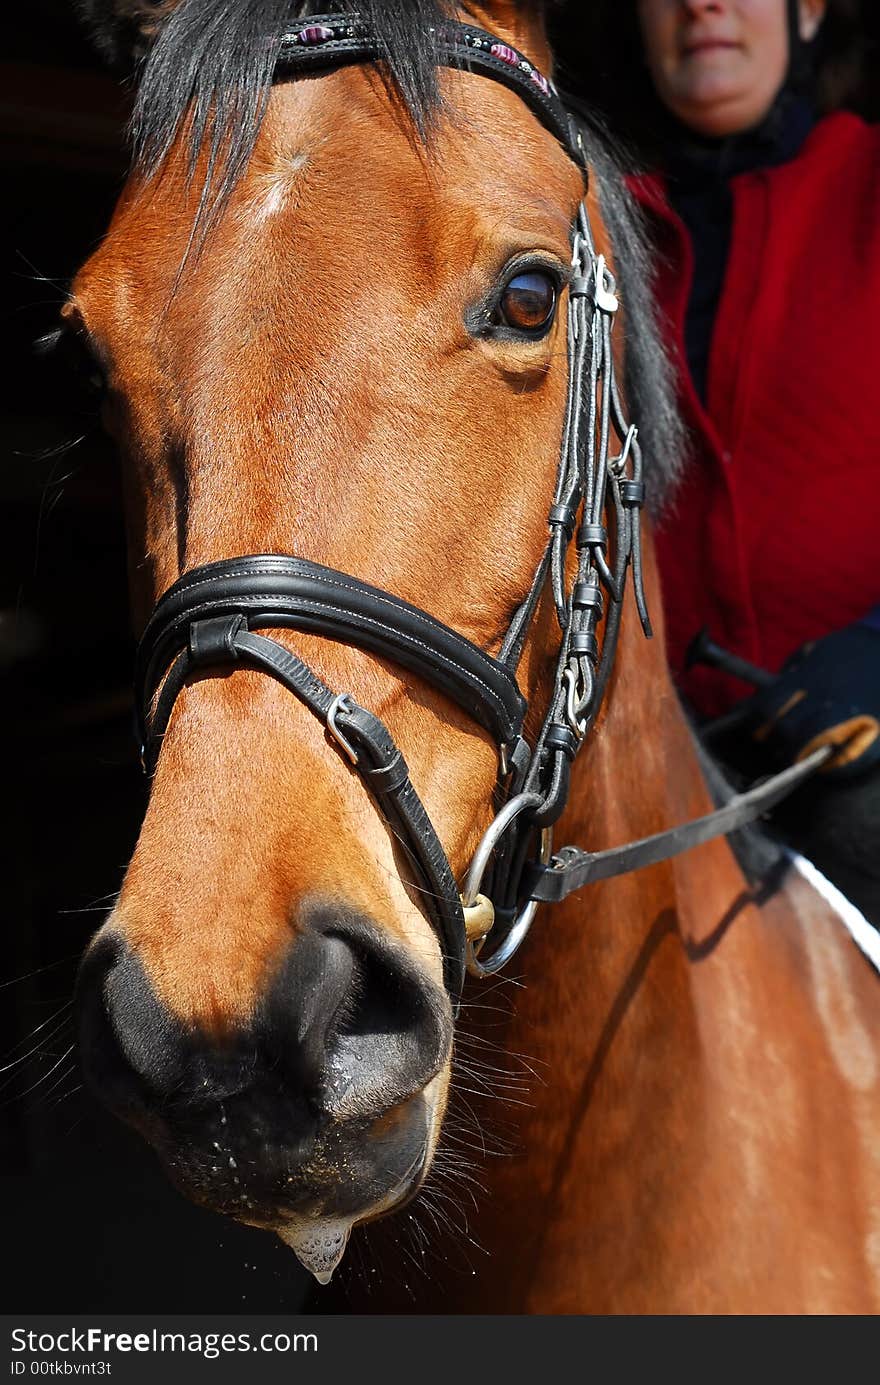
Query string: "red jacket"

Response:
xmin=631 ymin=112 xmax=880 ymax=717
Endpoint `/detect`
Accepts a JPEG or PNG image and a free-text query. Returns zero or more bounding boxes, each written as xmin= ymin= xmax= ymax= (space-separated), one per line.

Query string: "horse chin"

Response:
xmin=273 ymin=1144 xmax=429 ymax=1284
xmin=272 ymin=1068 xmax=444 ymax=1284
xmin=145 ymin=1065 xmax=448 ymax=1284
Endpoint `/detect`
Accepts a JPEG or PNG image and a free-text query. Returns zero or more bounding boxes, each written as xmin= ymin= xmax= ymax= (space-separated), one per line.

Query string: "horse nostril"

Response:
xmin=260 ymin=904 xmax=452 ymax=1118
xmin=76 ymin=908 xmax=450 ymax=1155
xmin=264 ymin=926 xmax=358 ymax=1091
xmin=74 ymin=913 xmax=449 ymax=1227
xmin=78 ymin=935 xmax=266 ymax=1114
xmin=75 ymin=933 xmax=187 ymax=1113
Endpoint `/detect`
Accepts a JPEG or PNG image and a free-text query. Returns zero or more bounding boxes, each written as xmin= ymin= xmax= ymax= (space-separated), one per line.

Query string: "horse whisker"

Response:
xmin=0 ymin=959 xmax=81 ymax=990
xmin=0 ymin=1045 xmax=76 ymax=1106
xmin=0 ymin=1005 xmax=73 ymax=1074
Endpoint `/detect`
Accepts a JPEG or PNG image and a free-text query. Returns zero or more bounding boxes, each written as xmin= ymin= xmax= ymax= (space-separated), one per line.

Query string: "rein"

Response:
xmin=135 ymin=13 xmax=828 ymax=1006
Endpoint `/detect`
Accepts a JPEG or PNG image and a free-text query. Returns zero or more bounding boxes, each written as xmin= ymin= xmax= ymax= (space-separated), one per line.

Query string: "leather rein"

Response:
xmin=135 ymin=13 xmax=828 ymax=1007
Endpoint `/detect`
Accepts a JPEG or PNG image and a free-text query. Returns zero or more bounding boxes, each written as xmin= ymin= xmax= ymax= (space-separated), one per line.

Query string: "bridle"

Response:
xmin=135 ymin=13 xmax=828 ymax=1007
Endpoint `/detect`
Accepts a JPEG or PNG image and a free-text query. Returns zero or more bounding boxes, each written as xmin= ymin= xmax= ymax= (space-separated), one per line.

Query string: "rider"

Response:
xmin=563 ymin=1 xmax=880 ymax=917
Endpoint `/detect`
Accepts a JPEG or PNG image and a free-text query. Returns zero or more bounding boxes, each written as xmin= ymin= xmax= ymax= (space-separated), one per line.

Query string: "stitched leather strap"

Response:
xmin=136 ymin=555 xmax=526 ymax=753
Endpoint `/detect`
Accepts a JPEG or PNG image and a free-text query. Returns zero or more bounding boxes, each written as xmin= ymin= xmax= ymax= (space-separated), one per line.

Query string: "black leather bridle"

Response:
xmin=136 ymin=14 xmax=828 ymax=1007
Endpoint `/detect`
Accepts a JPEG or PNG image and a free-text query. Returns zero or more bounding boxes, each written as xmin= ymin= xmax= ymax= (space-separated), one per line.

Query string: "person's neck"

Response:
xmin=662 ymin=88 xmax=816 ymax=186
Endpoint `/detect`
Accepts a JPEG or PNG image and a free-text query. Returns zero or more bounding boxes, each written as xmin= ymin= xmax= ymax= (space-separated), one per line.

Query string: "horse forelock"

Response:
xmin=83 ymin=1 xmax=451 ymax=230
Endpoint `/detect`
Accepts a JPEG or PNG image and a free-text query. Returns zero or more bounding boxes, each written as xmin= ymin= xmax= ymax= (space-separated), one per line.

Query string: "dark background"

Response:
xmin=3 ymin=0 xmax=880 ymax=1314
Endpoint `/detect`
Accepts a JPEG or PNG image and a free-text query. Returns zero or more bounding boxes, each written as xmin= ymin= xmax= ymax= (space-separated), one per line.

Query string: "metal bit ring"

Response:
xmin=461 ymin=792 xmax=552 ymax=978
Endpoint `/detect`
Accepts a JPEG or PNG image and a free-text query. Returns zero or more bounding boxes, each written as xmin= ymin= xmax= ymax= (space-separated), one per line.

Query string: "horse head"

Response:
xmin=69 ymin=0 xmax=673 ymax=1283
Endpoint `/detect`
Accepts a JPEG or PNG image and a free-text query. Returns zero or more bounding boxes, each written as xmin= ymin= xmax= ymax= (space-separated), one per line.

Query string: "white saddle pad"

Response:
xmin=789 ymin=850 xmax=880 ymax=976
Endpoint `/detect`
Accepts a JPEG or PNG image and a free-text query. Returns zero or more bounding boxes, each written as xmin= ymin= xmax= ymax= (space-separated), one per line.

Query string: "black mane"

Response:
xmin=75 ymin=0 xmax=684 ymax=504
xmin=584 ymin=119 xmax=685 ymax=509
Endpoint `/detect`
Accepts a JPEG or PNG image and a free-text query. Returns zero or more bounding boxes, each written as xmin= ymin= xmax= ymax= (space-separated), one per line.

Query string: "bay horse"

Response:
xmin=68 ymin=0 xmax=880 ymax=1312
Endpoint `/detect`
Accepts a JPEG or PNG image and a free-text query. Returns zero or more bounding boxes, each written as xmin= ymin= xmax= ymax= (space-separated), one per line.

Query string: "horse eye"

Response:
xmin=497 ymin=270 xmax=558 ymax=334
xmin=37 ymin=327 xmax=106 ymax=403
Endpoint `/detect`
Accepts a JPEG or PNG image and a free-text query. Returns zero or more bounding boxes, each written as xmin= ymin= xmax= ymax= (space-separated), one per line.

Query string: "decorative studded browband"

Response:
xmin=136 ymin=14 xmax=830 ymax=1007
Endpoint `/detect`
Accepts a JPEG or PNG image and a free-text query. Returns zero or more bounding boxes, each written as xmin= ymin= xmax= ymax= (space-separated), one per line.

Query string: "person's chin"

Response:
xmin=670 ymin=84 xmax=762 ymax=138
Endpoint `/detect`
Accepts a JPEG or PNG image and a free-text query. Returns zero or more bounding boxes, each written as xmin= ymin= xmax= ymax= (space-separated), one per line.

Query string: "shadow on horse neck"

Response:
xmin=67 ymin=0 xmax=880 ymax=1311
xmin=389 ymin=560 xmax=880 ymax=1313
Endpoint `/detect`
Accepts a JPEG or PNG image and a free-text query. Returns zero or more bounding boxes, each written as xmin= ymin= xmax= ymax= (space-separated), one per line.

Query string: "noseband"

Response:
xmin=136 ymin=13 xmax=828 ymax=1006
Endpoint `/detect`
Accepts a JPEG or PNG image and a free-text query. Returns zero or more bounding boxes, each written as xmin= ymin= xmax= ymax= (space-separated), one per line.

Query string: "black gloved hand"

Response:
xmin=748 ymin=619 xmax=880 ymax=780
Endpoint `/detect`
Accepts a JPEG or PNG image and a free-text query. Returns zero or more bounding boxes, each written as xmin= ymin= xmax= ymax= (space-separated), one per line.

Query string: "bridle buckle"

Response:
xmin=563 ymin=661 xmax=590 ymax=740
xmin=326 ymin=692 xmax=360 ymax=765
xmin=593 ymin=253 xmax=619 ymax=314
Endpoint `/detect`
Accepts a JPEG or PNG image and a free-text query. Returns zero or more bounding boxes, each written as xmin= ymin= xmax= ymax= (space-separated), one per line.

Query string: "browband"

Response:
xmin=275 ymin=14 xmax=588 ymax=171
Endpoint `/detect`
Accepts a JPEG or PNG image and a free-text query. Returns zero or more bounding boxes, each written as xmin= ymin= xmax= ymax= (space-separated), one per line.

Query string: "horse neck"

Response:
xmin=448 ymin=534 xmax=880 ymax=1313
